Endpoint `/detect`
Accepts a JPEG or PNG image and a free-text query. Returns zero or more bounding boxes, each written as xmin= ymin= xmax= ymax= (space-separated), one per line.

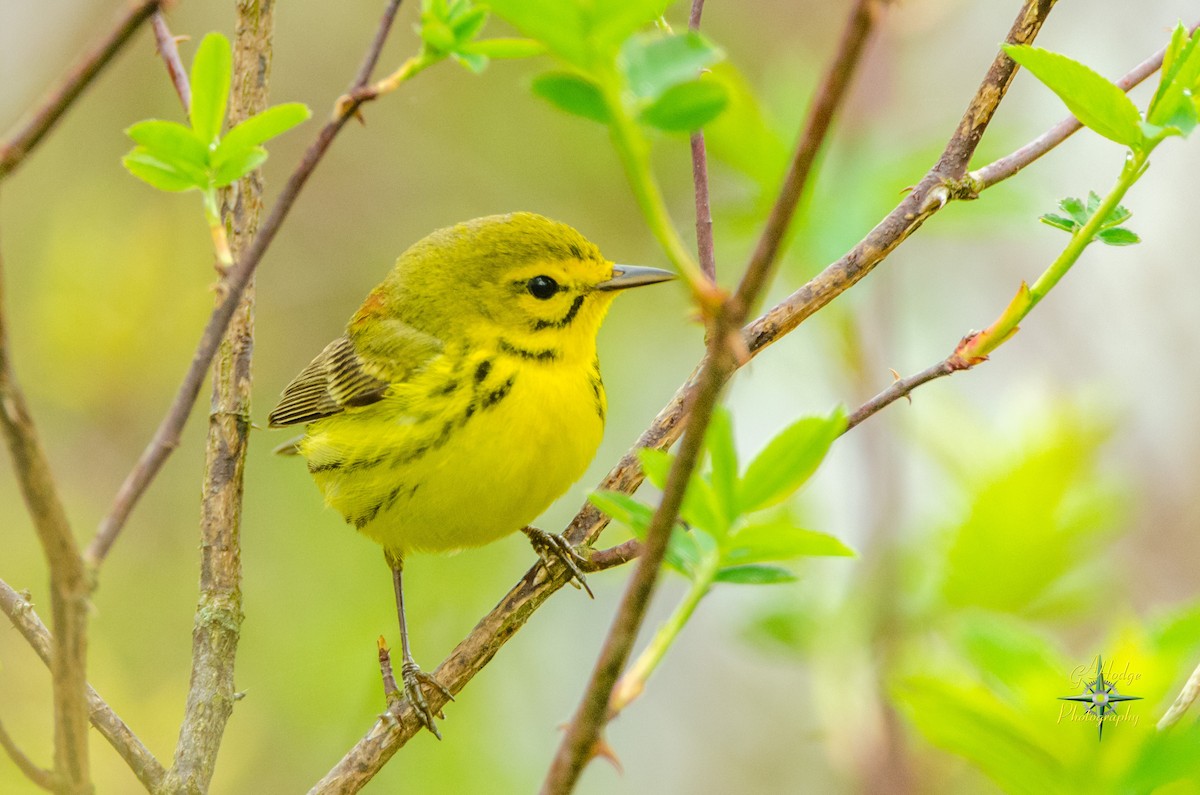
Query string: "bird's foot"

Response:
xmin=522 ymin=526 xmax=594 ymax=598
xmin=399 ymin=658 xmax=454 ymax=740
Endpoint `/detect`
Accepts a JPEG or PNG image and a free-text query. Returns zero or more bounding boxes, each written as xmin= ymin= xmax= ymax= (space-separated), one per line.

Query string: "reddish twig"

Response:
xmin=86 ymin=0 xmax=407 ymax=569
xmin=0 ymin=0 xmax=163 ymax=180
xmin=688 ymin=0 xmax=716 ymax=282
xmin=151 ymin=11 xmax=191 ymax=114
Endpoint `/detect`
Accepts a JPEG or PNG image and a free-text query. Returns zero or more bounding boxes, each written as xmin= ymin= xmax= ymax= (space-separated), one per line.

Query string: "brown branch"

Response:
xmin=0 ymin=228 xmax=91 ymax=791
xmin=688 ymin=0 xmax=715 ymax=282
xmin=86 ymin=0 xmax=407 ymax=569
xmin=0 ymin=0 xmax=162 ymax=181
xmin=845 ymin=359 xmax=961 ymax=431
xmin=0 ymin=579 xmax=167 ymax=791
xmin=151 ymin=11 xmax=191 ymax=114
xmin=163 ymin=2 xmax=272 ymax=790
xmin=0 ymin=717 xmax=54 ymax=791
xmin=963 ymin=18 xmax=1200 ymax=194
xmin=733 ymin=0 xmax=893 ymax=313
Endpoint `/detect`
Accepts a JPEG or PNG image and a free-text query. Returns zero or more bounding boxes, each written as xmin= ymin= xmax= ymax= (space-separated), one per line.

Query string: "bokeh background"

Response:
xmin=4 ymin=0 xmax=1200 ymax=792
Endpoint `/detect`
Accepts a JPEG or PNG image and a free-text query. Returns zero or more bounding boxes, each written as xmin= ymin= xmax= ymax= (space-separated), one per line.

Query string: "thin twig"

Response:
xmin=0 ymin=0 xmax=162 ymax=180
xmin=688 ymin=0 xmax=715 ymax=282
xmin=0 ymin=579 xmax=167 ymax=791
xmin=845 ymin=359 xmax=962 ymax=431
xmin=86 ymin=0 xmax=407 ymax=569
xmin=734 ymin=0 xmax=891 ymax=313
xmin=0 ymin=223 xmax=91 ymax=792
xmin=164 ymin=2 xmax=272 ymax=790
xmin=151 ymin=11 xmax=191 ymax=114
xmin=351 ymin=0 xmax=405 ymax=91
xmin=0 ymin=717 xmax=54 ymax=791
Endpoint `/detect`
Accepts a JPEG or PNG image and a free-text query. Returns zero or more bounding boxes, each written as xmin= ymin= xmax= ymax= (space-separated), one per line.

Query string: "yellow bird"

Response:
xmin=268 ymin=212 xmax=672 ymax=735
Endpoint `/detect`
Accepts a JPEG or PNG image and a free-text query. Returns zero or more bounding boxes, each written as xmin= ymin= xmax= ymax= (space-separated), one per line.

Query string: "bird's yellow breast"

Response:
xmin=299 ymin=339 xmax=605 ymax=555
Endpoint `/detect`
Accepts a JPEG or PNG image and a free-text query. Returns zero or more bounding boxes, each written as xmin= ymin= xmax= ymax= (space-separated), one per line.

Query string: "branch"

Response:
xmin=1158 ymin=658 xmax=1200 ymax=731
xmin=164 ymin=3 xmax=273 ymax=790
xmin=0 ymin=717 xmax=54 ymax=791
xmin=86 ymin=0 xmax=407 ymax=569
xmin=151 ymin=11 xmax=191 ymax=114
xmin=845 ymin=359 xmax=961 ymax=431
xmin=0 ymin=579 xmax=167 ymax=791
xmin=0 ymin=232 xmax=91 ymax=791
xmin=0 ymin=0 xmax=162 ymax=181
xmin=688 ymin=0 xmax=715 ymax=282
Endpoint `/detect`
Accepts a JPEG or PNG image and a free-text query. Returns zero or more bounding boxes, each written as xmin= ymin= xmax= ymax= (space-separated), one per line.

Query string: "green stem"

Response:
xmin=963 ymin=144 xmax=1154 ymax=362
xmin=609 ymin=551 xmax=720 ymax=715
xmin=1026 ymin=147 xmax=1150 ymax=309
xmin=603 ymin=81 xmax=709 ymax=295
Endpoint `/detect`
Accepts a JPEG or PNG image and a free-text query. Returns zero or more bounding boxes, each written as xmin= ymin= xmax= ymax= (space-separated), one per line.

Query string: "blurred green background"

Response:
xmin=4 ymin=0 xmax=1200 ymax=792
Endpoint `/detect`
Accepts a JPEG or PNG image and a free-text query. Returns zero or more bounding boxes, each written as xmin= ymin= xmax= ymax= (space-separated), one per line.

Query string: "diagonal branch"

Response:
xmin=0 ymin=0 xmax=163 ymax=181
xmin=0 ymin=579 xmax=167 ymax=791
xmin=86 ymin=0 xmax=407 ymax=569
xmin=151 ymin=11 xmax=191 ymax=113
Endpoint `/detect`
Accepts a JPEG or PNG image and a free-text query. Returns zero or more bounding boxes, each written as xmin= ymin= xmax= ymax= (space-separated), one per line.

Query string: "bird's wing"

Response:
xmin=267 ymin=321 xmax=442 ymax=428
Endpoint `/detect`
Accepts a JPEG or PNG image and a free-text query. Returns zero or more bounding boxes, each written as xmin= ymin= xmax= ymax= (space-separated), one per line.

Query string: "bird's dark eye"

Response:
xmin=526 ymin=275 xmax=559 ymax=300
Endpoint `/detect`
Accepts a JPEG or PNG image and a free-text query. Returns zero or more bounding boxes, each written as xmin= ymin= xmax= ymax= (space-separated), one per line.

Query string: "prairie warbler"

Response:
xmin=268 ymin=212 xmax=672 ymax=735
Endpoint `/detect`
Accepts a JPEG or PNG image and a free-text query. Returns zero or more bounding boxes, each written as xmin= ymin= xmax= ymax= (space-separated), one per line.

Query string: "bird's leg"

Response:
xmin=386 ymin=550 xmax=453 ymax=739
xmin=521 ymin=526 xmax=594 ymax=599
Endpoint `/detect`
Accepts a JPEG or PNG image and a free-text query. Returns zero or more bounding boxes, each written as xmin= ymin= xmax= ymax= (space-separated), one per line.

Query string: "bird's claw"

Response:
xmin=523 ymin=527 xmax=594 ymax=598
xmin=400 ymin=659 xmax=453 ymax=739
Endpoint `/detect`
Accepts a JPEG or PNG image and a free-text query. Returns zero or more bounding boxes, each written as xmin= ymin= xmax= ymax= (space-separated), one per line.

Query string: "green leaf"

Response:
xmin=217 ymin=103 xmax=310 ymax=153
xmin=639 ymin=78 xmax=728 ymax=132
xmin=531 ymin=71 xmax=611 ymax=124
xmin=189 ymin=33 xmax=233 ymax=144
xmin=213 ymin=103 xmax=310 ymax=170
xmin=738 ymin=408 xmax=846 ymax=513
xmin=1038 ymin=213 xmax=1076 ymax=233
xmin=679 ymin=477 xmax=726 ymax=539
xmin=1003 ymin=44 xmax=1143 ymax=148
xmin=1059 ymin=195 xmax=1088 ymax=225
xmin=449 ymin=5 xmax=488 ymax=41
xmin=123 ymin=149 xmax=202 ymax=192
xmin=637 ymin=447 xmax=672 ymax=490
xmin=621 ymin=31 xmax=724 ymax=100
xmin=125 ymin=120 xmax=209 ymax=170
xmin=713 ymin=564 xmax=797 ymax=585
xmin=705 ymin=407 xmax=738 ymax=528
xmin=588 ymin=490 xmax=654 ymax=533
xmin=725 ymin=519 xmax=854 ymax=565
xmin=488 ymin=0 xmax=668 ymax=69
xmin=212 ymin=146 xmax=268 ymax=187
xmin=1097 ymin=227 xmax=1140 ymax=246
xmin=1148 ymin=23 xmax=1200 ymax=131
xmin=452 ymin=51 xmax=490 ymax=74
xmin=460 ymin=38 xmax=545 ymax=60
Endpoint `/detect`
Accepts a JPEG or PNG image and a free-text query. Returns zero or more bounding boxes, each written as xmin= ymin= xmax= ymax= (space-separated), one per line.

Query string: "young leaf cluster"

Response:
xmin=418 ymin=0 xmax=543 ymax=74
xmin=123 ymin=33 xmax=310 ymax=222
xmin=490 ymin=0 xmax=730 ymax=134
xmin=590 ymin=407 xmax=853 ymax=588
xmin=1040 ymin=193 xmax=1139 ymax=246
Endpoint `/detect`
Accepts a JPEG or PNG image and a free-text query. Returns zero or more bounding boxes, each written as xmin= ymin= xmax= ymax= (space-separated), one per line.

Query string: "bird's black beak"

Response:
xmin=596 ymin=264 xmax=675 ymax=291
